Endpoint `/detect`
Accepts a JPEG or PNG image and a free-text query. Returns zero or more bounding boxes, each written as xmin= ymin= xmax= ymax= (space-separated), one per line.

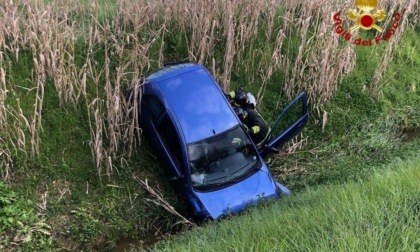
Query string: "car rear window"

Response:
xmin=142 ymin=96 xmax=165 ymax=122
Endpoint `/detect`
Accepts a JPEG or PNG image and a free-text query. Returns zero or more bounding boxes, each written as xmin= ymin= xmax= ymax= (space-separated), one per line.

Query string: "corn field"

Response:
xmin=0 ymin=0 xmax=418 ymax=179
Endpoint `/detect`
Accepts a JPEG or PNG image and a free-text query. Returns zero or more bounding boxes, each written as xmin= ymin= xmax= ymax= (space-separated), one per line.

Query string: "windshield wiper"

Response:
xmin=205 ymin=176 xmax=227 ymax=183
xmin=230 ymin=162 xmax=250 ymax=175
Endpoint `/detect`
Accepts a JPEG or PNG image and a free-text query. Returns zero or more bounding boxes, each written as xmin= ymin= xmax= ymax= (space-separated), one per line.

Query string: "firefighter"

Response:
xmin=234 ymin=107 xmax=270 ymax=149
xmin=226 ymin=90 xmax=256 ymax=110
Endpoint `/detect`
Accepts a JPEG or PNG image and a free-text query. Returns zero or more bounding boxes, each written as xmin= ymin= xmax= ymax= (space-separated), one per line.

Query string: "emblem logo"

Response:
xmin=347 ymin=0 xmax=386 ymax=32
xmin=333 ymin=0 xmax=400 ymax=46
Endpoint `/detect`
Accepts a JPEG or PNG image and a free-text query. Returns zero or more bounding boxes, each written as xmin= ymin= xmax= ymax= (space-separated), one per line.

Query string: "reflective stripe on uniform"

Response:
xmin=231 ymin=137 xmax=242 ymax=145
xmin=251 ymin=126 xmax=260 ymax=134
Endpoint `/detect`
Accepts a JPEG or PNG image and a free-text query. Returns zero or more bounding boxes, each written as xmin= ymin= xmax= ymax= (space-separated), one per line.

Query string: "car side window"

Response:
xmin=157 ymin=115 xmax=184 ymax=173
xmin=142 ymin=96 xmax=165 ymax=122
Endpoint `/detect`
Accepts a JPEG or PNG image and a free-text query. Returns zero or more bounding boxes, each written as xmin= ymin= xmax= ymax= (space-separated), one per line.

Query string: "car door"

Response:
xmin=140 ymin=95 xmax=165 ymax=147
xmin=259 ymin=92 xmax=308 ymax=159
xmin=154 ymin=113 xmax=185 ymax=181
xmin=141 ymin=96 xmax=185 ymax=180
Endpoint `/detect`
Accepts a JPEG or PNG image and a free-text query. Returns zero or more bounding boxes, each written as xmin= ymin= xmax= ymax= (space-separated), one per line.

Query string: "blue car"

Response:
xmin=129 ymin=62 xmax=308 ymax=220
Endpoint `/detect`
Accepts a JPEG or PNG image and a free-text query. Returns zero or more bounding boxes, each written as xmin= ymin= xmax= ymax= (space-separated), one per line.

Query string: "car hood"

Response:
xmin=194 ymin=166 xmax=278 ymax=220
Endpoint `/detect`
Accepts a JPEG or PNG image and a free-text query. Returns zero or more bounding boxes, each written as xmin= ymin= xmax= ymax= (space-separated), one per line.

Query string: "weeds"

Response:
xmin=0 ymin=0 xmax=418 ymax=178
xmin=0 ymin=1 xmax=418 ymax=250
xmin=69 ymin=207 xmax=100 ymax=246
xmin=372 ymin=0 xmax=420 ymax=94
xmin=134 ymin=176 xmax=197 ymax=228
xmin=152 ymin=157 xmax=420 ymax=251
xmin=0 ymin=181 xmax=52 ymax=251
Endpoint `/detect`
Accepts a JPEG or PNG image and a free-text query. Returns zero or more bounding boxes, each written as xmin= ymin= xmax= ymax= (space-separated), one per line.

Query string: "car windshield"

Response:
xmin=188 ymin=126 xmax=260 ymax=190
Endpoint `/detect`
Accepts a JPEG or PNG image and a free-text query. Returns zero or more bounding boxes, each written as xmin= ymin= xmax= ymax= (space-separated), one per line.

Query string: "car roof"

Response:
xmin=152 ymin=63 xmax=239 ymax=144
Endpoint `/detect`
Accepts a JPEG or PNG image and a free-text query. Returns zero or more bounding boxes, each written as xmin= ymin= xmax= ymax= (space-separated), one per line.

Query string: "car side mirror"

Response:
xmin=169 ymin=175 xmax=185 ymax=182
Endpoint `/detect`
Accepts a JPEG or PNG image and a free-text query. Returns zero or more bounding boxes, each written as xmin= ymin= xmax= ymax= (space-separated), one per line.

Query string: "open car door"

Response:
xmin=259 ymin=92 xmax=308 ymax=159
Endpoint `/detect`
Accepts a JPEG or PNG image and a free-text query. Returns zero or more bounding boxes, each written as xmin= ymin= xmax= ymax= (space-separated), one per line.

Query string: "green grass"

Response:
xmin=268 ymin=27 xmax=420 ymax=190
xmin=3 ymin=54 xmax=179 ymax=250
xmin=1 ymin=2 xmax=419 ymax=251
xmin=0 ymin=181 xmax=52 ymax=251
xmin=151 ymin=156 xmax=420 ymax=252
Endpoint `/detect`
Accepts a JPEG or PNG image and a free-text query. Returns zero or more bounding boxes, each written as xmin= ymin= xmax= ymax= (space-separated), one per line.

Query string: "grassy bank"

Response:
xmin=0 ymin=1 xmax=419 ymax=251
xmin=152 ymin=156 xmax=420 ymax=251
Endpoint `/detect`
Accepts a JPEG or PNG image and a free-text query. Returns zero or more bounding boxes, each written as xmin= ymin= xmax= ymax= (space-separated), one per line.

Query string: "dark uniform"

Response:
xmin=234 ymin=107 xmax=270 ymax=149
